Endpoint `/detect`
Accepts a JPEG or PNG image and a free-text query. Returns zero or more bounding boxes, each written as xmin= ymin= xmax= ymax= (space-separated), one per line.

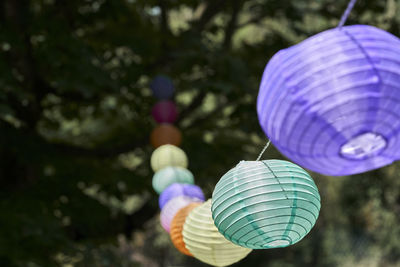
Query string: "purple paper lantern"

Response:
xmin=258 ymin=25 xmax=400 ymax=176
xmin=150 ymin=75 xmax=175 ymax=99
xmin=160 ymin=196 xmax=202 ymax=232
xmin=159 ymin=183 xmax=205 ymax=209
xmin=151 ymin=100 xmax=178 ymax=123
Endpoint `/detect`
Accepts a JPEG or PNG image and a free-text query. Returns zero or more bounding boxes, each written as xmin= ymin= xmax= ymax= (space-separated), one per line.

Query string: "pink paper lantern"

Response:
xmin=160 ymin=196 xmax=202 ymax=232
xmin=152 ymin=100 xmax=178 ymax=123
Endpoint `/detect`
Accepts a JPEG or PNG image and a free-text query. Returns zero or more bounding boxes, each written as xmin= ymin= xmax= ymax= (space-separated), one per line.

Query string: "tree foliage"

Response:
xmin=0 ymin=0 xmax=399 ymax=266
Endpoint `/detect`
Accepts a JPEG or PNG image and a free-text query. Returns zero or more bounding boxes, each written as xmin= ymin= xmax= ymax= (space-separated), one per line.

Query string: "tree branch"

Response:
xmin=159 ymin=0 xmax=169 ymax=34
xmin=0 ymin=119 xmax=148 ymax=158
xmin=49 ymin=136 xmax=148 ymax=158
xmin=237 ymin=15 xmax=264 ymax=28
xmin=182 ymin=101 xmax=227 ymax=130
xmin=123 ymin=200 xmax=157 ymax=239
xmin=176 ymin=90 xmax=207 ymax=126
xmin=3 ymin=0 xmax=55 ymax=128
xmin=223 ymin=0 xmax=242 ymax=50
xmin=194 ymin=0 xmax=228 ymax=31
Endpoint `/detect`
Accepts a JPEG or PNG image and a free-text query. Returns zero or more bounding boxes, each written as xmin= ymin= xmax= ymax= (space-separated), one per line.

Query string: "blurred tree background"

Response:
xmin=0 ymin=0 xmax=399 ymax=266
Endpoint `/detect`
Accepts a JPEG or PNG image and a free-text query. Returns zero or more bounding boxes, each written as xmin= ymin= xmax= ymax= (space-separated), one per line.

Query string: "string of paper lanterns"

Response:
xmin=148 ymin=76 xmax=320 ymax=264
xmin=149 ymin=76 xmax=202 ymax=234
xmin=148 ymin=75 xmax=319 ymax=266
xmin=148 ymin=76 xmax=252 ymax=266
xmin=145 ymin=1 xmax=398 ymax=263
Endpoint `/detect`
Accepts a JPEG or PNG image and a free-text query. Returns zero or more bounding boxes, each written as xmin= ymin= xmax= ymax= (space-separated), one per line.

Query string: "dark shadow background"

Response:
xmin=0 ymin=0 xmax=399 ymax=266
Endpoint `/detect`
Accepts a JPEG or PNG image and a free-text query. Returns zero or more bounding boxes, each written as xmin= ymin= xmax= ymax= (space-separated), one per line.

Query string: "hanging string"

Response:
xmin=256 ymin=140 xmax=271 ymax=161
xmin=256 ymin=141 xmax=288 ymax=199
xmin=338 ymin=0 xmax=358 ymax=28
xmin=256 ymin=140 xmax=288 ymax=199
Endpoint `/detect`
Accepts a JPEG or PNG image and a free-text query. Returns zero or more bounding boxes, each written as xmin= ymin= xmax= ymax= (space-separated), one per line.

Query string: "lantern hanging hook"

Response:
xmin=256 ymin=140 xmax=271 ymax=161
xmin=338 ymin=0 xmax=358 ymax=28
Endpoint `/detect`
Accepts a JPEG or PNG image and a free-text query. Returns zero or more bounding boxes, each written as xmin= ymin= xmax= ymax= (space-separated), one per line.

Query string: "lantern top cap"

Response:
xmin=236 ymin=159 xmax=294 ymax=165
xmin=276 ymin=24 xmax=400 ymax=60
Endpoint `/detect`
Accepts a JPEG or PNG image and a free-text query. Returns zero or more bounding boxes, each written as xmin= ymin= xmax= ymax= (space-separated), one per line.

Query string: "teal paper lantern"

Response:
xmin=152 ymin=166 xmax=194 ymax=194
xmin=211 ymin=160 xmax=321 ymax=249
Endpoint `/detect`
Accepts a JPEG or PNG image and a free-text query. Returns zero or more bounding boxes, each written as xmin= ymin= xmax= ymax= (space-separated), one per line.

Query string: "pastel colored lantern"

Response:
xmin=150 ymin=124 xmax=182 ymax=148
xmin=150 ymin=144 xmax=188 ymax=172
xmin=159 ymin=183 xmax=205 ymax=209
xmin=160 ymin=196 xmax=201 ymax=232
xmin=211 ymin=160 xmax=321 ymax=249
xmin=183 ymin=199 xmax=252 ymax=266
xmin=152 ymin=167 xmax=195 ymax=194
xmin=150 ymin=75 xmax=175 ymax=99
xmin=170 ymin=202 xmax=201 ymax=256
xmin=152 ymin=100 xmax=178 ymax=123
xmin=257 ymin=25 xmax=400 ymax=176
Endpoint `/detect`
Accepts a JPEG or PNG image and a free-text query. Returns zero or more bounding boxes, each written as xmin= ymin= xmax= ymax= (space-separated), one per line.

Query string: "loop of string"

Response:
xmin=338 ymin=0 xmax=358 ymax=28
xmin=256 ymin=140 xmax=271 ymax=161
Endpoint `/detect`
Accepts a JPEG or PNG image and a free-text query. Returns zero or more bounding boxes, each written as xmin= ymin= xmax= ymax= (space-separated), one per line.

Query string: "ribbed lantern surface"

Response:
xmin=183 ymin=200 xmax=252 ymax=267
xmin=159 ymin=183 xmax=204 ymax=209
xmin=170 ymin=202 xmax=201 ymax=256
xmin=257 ymin=25 xmax=400 ymax=176
xmin=152 ymin=167 xmax=194 ymax=194
xmin=211 ymin=160 xmax=320 ymax=249
xmin=150 ymin=144 xmax=188 ymax=172
xmin=160 ymin=196 xmax=201 ymax=232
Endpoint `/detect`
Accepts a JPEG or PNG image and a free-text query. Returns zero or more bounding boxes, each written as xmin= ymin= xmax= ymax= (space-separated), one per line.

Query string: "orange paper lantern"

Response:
xmin=150 ymin=124 xmax=182 ymax=148
xmin=170 ymin=202 xmax=201 ymax=256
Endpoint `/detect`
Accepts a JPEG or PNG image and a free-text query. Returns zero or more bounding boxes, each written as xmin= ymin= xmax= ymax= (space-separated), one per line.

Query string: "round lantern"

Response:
xmin=211 ymin=160 xmax=321 ymax=249
xmin=159 ymin=183 xmax=205 ymax=209
xmin=152 ymin=100 xmax=178 ymax=123
xmin=150 ymin=124 xmax=182 ymax=148
xmin=170 ymin=202 xmax=201 ymax=256
xmin=257 ymin=25 xmax=400 ymax=176
xmin=150 ymin=75 xmax=175 ymax=99
xmin=150 ymin=144 xmax=188 ymax=172
xmin=152 ymin=167 xmax=195 ymax=194
xmin=160 ymin=196 xmax=202 ymax=232
xmin=183 ymin=199 xmax=252 ymax=266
